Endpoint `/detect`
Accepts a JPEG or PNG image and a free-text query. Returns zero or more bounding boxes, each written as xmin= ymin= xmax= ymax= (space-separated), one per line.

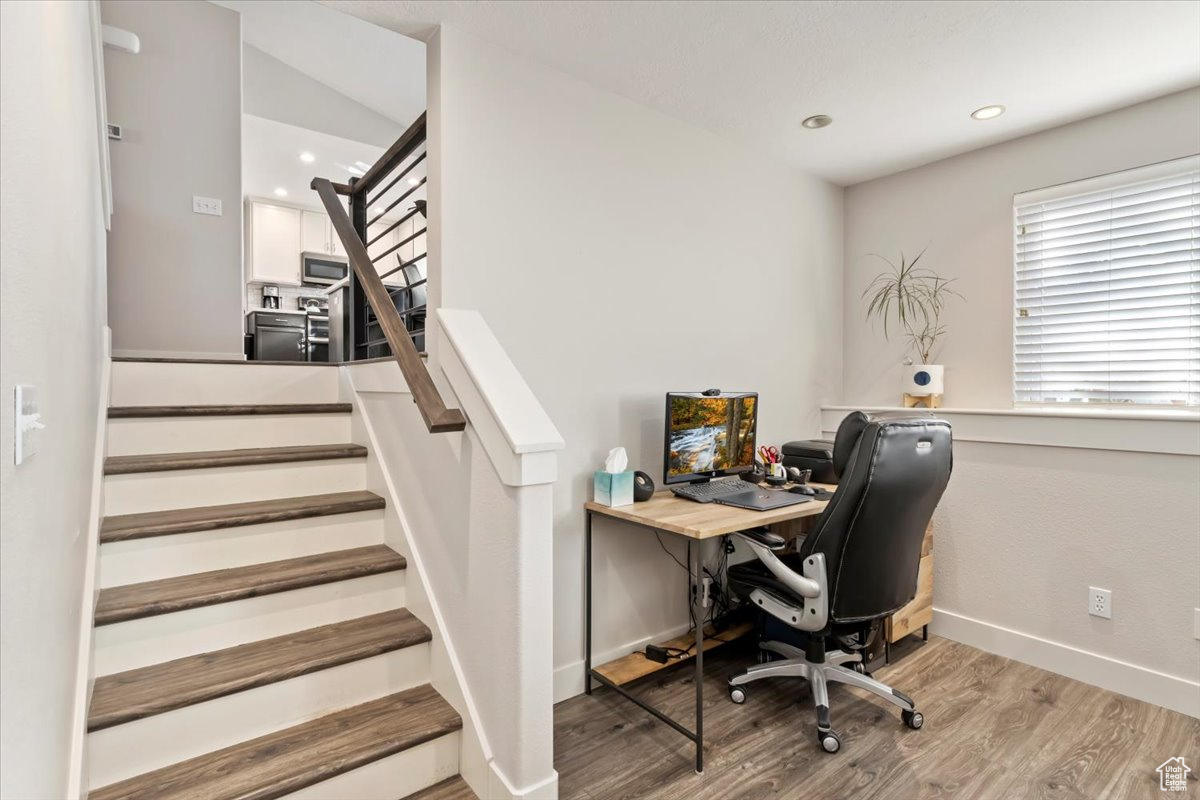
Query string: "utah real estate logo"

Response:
xmin=1157 ymin=757 xmax=1191 ymax=792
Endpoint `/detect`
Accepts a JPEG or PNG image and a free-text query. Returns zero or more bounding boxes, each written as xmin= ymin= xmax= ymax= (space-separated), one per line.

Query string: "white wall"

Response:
xmin=242 ymin=44 xmax=402 ymax=149
xmin=101 ymin=0 xmax=243 ymax=359
xmin=0 ymin=1 xmax=109 ymax=796
xmin=428 ymin=26 xmax=844 ymax=699
xmin=840 ymin=89 xmax=1200 ymax=713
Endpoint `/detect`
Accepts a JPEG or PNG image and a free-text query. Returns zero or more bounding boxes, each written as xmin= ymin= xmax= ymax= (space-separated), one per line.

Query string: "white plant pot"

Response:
xmin=903 ymin=364 xmax=944 ymax=396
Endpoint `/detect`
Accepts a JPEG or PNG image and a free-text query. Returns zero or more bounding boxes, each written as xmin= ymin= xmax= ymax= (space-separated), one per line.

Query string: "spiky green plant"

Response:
xmin=862 ymin=248 xmax=963 ymax=364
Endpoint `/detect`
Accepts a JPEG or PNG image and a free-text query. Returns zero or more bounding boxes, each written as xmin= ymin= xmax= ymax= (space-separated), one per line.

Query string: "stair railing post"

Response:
xmin=348 ymin=177 xmax=368 ymax=360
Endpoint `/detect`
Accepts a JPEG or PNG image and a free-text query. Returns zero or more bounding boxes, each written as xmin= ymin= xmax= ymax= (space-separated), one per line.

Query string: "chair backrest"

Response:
xmin=799 ymin=412 xmax=953 ymax=624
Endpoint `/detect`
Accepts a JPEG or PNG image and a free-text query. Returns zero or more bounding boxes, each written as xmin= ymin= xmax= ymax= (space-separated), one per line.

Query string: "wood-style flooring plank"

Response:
xmin=88 ymin=685 xmax=462 ymax=800
xmin=554 ymin=635 xmax=1198 ymax=800
xmin=104 ymin=443 xmax=367 ymax=475
xmin=94 ymin=545 xmax=405 ymax=625
xmin=108 ymin=403 xmax=352 ymax=418
xmin=100 ymin=490 xmax=385 ymax=543
xmin=88 ymin=609 xmax=430 ymax=731
xmin=401 ymin=775 xmax=477 ymax=800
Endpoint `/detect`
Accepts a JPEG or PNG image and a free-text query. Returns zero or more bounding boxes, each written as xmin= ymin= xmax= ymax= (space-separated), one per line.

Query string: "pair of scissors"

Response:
xmin=758 ymin=445 xmax=780 ymax=465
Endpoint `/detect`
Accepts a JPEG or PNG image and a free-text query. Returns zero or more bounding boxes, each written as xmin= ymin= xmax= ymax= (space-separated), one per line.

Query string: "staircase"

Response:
xmin=86 ymin=358 xmax=475 ymax=800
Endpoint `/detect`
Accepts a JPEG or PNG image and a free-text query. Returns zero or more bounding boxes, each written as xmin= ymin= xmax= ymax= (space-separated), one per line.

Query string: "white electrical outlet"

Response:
xmin=1089 ymin=586 xmax=1112 ymax=619
xmin=192 ymin=196 xmax=222 ymax=216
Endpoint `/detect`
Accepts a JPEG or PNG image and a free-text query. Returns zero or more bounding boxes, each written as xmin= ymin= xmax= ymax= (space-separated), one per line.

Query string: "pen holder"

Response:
xmin=594 ymin=470 xmax=634 ymax=507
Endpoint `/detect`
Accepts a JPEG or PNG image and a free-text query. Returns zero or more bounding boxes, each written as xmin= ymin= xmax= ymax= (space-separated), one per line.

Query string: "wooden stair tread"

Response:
xmin=112 ymin=356 xmax=339 ymax=367
xmin=109 ymin=403 xmax=352 ymax=418
xmin=88 ymin=609 xmax=430 ymax=731
xmin=88 ymin=684 xmax=462 ymax=800
xmin=401 ymin=776 xmax=476 ymax=800
xmin=95 ymin=545 xmax=405 ymax=626
xmin=104 ymin=443 xmax=367 ymax=475
xmin=100 ymin=491 xmax=385 ymax=543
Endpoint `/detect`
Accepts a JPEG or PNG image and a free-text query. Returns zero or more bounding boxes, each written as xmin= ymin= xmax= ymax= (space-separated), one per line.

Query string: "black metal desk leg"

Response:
xmin=691 ymin=541 xmax=704 ymax=774
xmin=585 ymin=511 xmax=593 ymax=695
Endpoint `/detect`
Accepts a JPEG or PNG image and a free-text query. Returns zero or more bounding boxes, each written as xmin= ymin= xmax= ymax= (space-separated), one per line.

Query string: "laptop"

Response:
xmin=713 ymin=488 xmax=812 ymax=511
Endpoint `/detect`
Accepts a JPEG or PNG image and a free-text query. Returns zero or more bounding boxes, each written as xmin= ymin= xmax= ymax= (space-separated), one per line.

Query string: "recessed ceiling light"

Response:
xmin=299 ymin=152 xmax=315 ymax=163
xmin=970 ymin=104 xmax=1006 ymax=120
xmin=273 ymin=187 xmax=288 ymax=197
xmin=346 ymin=166 xmax=364 ymax=176
xmin=407 ymin=177 xmax=420 ymax=186
xmin=801 ymin=115 xmax=833 ymax=129
xmin=354 ymin=161 xmax=371 ymax=170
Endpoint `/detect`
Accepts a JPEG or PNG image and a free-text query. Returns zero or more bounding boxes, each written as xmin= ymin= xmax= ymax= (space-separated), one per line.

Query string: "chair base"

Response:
xmin=727 ymin=641 xmax=923 ymax=752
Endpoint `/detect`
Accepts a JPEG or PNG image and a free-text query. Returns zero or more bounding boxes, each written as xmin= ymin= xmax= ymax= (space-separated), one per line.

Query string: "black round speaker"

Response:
xmin=633 ymin=470 xmax=655 ymax=502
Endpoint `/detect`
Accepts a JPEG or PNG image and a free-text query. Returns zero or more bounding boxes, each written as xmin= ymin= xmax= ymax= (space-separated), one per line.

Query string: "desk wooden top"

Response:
xmin=584 ymin=484 xmax=834 ymax=540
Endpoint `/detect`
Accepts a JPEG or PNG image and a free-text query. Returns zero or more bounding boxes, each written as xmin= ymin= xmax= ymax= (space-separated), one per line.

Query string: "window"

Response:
xmin=1013 ymin=156 xmax=1200 ymax=408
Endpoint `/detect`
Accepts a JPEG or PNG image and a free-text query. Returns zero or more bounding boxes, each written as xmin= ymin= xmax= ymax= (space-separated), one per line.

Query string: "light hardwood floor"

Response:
xmin=554 ymin=636 xmax=1199 ymax=799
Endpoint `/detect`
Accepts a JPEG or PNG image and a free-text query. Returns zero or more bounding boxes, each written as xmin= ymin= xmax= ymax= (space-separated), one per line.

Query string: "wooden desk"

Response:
xmin=583 ymin=486 xmax=832 ymax=774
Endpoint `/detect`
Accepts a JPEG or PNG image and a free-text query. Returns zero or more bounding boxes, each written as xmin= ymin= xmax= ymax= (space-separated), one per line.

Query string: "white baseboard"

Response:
xmin=932 ymin=608 xmax=1200 ymax=718
xmin=487 ymin=761 xmax=559 ymax=800
xmin=553 ymin=622 xmax=692 ymax=704
xmin=66 ymin=326 xmax=111 ymax=800
xmin=111 ymin=348 xmax=245 ymax=361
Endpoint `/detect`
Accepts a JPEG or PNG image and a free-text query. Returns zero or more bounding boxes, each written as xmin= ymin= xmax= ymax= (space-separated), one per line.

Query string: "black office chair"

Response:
xmin=726 ymin=411 xmax=953 ymax=753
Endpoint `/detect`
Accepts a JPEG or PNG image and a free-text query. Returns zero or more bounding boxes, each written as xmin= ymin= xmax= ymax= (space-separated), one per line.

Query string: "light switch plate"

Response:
xmin=14 ymin=385 xmax=41 ymax=465
xmin=192 ymin=196 xmax=222 ymax=216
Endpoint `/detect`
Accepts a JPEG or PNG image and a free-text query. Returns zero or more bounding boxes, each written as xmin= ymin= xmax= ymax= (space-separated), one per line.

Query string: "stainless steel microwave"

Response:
xmin=301 ymin=252 xmax=348 ymax=286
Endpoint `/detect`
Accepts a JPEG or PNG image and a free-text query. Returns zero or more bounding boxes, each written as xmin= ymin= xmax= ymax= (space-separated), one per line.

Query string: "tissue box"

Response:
xmin=594 ymin=470 xmax=634 ymax=507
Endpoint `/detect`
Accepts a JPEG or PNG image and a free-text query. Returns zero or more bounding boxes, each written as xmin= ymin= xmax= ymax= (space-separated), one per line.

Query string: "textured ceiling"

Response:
xmin=322 ymin=0 xmax=1200 ymax=185
xmin=213 ymin=0 xmax=425 ymax=126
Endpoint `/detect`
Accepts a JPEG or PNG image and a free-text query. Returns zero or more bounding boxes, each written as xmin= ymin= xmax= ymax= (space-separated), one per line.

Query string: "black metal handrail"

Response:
xmin=310 ymin=112 xmax=462 ymax=434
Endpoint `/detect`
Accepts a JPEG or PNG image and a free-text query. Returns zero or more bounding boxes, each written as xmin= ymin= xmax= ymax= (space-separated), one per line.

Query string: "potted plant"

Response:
xmin=861 ymin=247 xmax=963 ymax=405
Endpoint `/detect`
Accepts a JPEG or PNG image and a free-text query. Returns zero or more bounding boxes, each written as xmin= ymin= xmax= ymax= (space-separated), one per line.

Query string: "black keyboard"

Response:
xmin=671 ymin=480 xmax=752 ymax=503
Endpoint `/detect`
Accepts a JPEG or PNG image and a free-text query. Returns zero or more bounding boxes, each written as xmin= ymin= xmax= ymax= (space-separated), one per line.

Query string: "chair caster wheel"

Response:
xmin=852 ymin=661 xmax=870 ymax=676
xmin=818 ymin=730 xmax=841 ymax=753
xmin=902 ymin=710 xmax=924 ymax=730
xmin=728 ymin=686 xmax=747 ymax=705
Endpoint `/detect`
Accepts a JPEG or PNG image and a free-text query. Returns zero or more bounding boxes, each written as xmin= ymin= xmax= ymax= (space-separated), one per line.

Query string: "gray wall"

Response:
xmin=0 ymin=2 xmax=108 ymax=797
xmin=243 ymin=44 xmax=402 ymax=149
xmin=102 ymin=0 xmax=243 ymax=359
xmin=841 ymin=89 xmax=1200 ymax=696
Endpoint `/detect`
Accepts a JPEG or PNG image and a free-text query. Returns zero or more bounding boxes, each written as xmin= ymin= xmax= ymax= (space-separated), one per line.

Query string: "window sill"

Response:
xmin=824 ymin=405 xmax=1199 ymax=423
xmin=820 ymin=405 xmax=1200 ymax=456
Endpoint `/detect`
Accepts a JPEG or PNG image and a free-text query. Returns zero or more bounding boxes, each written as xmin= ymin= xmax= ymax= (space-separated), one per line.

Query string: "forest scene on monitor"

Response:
xmin=668 ymin=396 xmax=757 ymax=477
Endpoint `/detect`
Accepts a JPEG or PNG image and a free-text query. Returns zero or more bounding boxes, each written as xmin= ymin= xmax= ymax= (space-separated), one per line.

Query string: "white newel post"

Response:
xmin=438 ymin=309 xmax=564 ymax=799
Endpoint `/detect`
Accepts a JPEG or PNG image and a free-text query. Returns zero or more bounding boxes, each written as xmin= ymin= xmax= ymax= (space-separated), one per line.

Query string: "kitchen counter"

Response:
xmin=246 ymin=308 xmax=309 ymax=317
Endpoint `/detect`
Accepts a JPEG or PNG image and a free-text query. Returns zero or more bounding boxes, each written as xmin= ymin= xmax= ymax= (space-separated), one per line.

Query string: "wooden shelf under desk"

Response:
xmin=592 ymin=622 xmax=754 ymax=687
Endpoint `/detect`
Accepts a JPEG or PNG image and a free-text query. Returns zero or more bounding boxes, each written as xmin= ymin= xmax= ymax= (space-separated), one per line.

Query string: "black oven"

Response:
xmin=301 ymin=252 xmax=348 ymax=286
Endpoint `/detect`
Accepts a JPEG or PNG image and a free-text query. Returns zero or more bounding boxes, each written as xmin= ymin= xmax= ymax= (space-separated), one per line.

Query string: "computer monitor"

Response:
xmin=664 ymin=391 xmax=758 ymax=485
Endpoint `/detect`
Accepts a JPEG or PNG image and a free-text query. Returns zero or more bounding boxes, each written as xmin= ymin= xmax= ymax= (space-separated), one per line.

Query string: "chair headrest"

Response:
xmin=831 ymin=409 xmax=939 ymax=480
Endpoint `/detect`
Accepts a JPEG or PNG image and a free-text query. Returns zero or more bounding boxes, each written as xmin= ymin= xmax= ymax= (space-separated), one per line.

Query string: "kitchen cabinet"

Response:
xmin=248 ymin=202 xmax=302 ymax=285
xmin=301 ymin=210 xmax=330 ymax=255
xmin=302 ymin=210 xmax=348 ymax=258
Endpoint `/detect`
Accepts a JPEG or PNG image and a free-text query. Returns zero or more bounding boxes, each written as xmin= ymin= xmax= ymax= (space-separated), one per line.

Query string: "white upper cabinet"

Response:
xmin=329 ymin=221 xmax=347 ymax=258
xmin=247 ymin=202 xmax=302 ymax=285
xmin=300 ymin=210 xmax=330 ymax=255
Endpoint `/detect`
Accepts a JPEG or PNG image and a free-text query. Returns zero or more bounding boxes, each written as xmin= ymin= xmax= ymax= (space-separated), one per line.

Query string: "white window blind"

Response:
xmin=1013 ymin=156 xmax=1200 ymax=408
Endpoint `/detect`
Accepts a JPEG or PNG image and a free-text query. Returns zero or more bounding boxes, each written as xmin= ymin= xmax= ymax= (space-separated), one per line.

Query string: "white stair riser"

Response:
xmin=280 ymin=732 xmax=461 ymax=800
xmin=87 ymin=646 xmax=431 ymax=790
xmin=110 ymin=362 xmax=340 ymax=406
xmin=99 ymin=512 xmax=385 ymax=588
xmin=103 ymin=460 xmax=366 ymax=515
xmin=106 ymin=414 xmax=352 ymax=456
xmin=94 ymin=572 xmax=405 ymax=676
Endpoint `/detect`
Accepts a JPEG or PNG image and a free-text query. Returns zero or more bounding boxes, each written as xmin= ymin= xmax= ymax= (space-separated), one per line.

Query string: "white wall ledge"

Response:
xmin=822 ymin=405 xmax=1200 ymax=457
